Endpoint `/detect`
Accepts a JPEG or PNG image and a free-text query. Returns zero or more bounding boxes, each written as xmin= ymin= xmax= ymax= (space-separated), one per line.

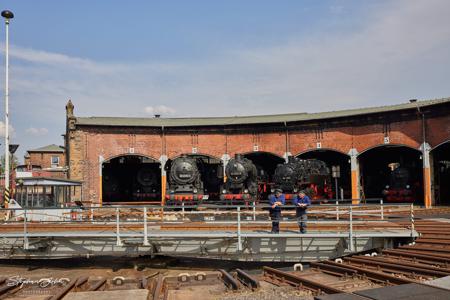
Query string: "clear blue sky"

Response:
xmin=1 ymin=0 xmax=450 ymax=161
xmin=5 ymin=1 xmax=373 ymax=61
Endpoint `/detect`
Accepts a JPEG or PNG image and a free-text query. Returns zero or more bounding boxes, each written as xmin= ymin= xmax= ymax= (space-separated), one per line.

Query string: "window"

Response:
xmin=51 ymin=156 xmax=60 ymax=167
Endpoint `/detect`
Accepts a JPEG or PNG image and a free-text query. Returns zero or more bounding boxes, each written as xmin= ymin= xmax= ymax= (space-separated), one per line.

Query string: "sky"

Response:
xmin=0 ymin=0 xmax=450 ymax=161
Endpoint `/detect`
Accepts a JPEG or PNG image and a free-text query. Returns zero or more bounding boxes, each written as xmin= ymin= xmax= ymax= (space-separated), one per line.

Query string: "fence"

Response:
xmin=0 ymin=199 xmax=416 ymax=253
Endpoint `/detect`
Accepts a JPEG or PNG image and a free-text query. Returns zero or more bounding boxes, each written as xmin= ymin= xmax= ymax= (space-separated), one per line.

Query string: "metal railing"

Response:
xmin=0 ymin=200 xmax=416 ymax=252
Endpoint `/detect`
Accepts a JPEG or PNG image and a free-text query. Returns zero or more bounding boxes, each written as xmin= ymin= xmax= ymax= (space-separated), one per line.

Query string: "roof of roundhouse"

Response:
xmin=75 ymin=97 xmax=450 ymax=128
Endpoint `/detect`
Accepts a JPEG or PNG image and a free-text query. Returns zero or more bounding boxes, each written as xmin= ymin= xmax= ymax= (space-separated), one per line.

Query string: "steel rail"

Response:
xmin=74 ymin=277 xmax=89 ymax=291
xmin=219 ymin=269 xmax=240 ymax=290
xmin=419 ymin=235 xmax=450 ymax=240
xmin=87 ymin=278 xmax=107 ymax=291
xmin=399 ymin=245 xmax=450 ymax=253
xmin=317 ymin=261 xmax=419 ymax=285
xmin=366 ymin=256 xmax=450 ymax=275
xmin=236 ymin=269 xmax=260 ymax=290
xmin=356 ymin=255 xmax=450 ymax=272
xmin=263 ymin=266 xmax=343 ymax=294
xmin=0 ymin=283 xmax=16 ymax=296
xmin=326 ymin=261 xmax=420 ymax=280
xmin=49 ymin=277 xmax=79 ymax=300
xmin=380 ymin=254 xmax=449 ymax=267
xmin=382 ymin=249 xmax=450 ymax=262
xmin=415 ymin=238 xmax=450 ymax=245
xmin=343 ymin=256 xmax=450 ymax=277
xmin=152 ymin=273 xmax=164 ymax=300
xmin=412 ymin=229 xmax=450 ymax=234
xmin=310 ymin=261 xmax=358 ymax=276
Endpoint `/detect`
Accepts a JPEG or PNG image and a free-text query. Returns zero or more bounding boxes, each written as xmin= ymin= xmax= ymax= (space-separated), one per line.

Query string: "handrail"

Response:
xmin=0 ymin=201 xmax=413 ymax=211
xmin=0 ymin=201 xmax=417 ymax=254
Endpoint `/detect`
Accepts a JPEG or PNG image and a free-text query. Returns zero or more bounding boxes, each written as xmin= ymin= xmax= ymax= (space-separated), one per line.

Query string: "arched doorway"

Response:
xmin=296 ymin=149 xmax=351 ymax=200
xmin=358 ymin=145 xmax=423 ymax=204
xmin=102 ymin=155 xmax=161 ymax=203
xmin=243 ymin=152 xmax=285 ymax=200
xmin=165 ymin=154 xmax=223 ymax=201
xmin=431 ymin=141 xmax=450 ymax=205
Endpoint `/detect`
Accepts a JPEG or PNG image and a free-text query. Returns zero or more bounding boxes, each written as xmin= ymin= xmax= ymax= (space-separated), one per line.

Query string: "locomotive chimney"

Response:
xmin=287 ymin=155 xmax=295 ymax=163
xmin=235 ymin=153 xmax=243 ymax=160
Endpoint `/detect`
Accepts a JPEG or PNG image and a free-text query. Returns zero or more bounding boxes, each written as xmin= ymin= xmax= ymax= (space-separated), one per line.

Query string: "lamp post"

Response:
xmin=2 ymin=10 xmax=13 ymax=207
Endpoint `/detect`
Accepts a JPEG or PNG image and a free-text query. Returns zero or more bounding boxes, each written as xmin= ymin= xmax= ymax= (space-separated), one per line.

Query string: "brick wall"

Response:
xmin=28 ymin=152 xmax=66 ymax=169
xmin=67 ymin=109 xmax=450 ymax=204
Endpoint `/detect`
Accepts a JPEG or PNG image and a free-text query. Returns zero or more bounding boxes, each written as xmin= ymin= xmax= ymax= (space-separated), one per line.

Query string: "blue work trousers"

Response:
xmin=270 ymin=209 xmax=281 ymax=233
xmin=296 ymin=210 xmax=307 ymax=233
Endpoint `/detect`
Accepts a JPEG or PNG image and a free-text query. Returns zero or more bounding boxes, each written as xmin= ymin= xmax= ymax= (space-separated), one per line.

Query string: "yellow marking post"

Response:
xmin=423 ymin=167 xmax=432 ymax=208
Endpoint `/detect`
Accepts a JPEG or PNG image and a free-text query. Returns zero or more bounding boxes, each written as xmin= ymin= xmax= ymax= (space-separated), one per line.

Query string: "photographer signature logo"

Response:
xmin=6 ymin=276 xmax=70 ymax=288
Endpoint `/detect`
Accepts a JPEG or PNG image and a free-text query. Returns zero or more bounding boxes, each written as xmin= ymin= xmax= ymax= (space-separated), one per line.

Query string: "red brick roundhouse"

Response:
xmin=64 ymin=98 xmax=450 ymax=207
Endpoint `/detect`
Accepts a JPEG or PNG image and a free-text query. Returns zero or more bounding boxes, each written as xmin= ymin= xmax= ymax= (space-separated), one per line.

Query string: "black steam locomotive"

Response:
xmin=165 ymin=155 xmax=204 ymax=204
xmin=381 ymin=166 xmax=415 ymax=203
xmin=273 ymin=156 xmax=302 ymax=197
xmin=273 ymin=157 xmax=332 ymax=201
xmin=132 ymin=166 xmax=161 ymax=201
xmin=220 ymin=154 xmax=258 ymax=202
xmin=102 ymin=156 xmax=161 ymax=203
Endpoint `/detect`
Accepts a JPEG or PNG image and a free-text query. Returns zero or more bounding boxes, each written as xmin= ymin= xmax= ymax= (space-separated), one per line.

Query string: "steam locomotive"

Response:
xmin=273 ymin=157 xmax=333 ymax=201
xmin=165 ymin=155 xmax=205 ymax=204
xmin=164 ymin=153 xmax=333 ymax=204
xmin=220 ymin=154 xmax=258 ymax=202
xmin=273 ymin=156 xmax=301 ymax=199
xmin=381 ymin=166 xmax=415 ymax=203
xmin=132 ymin=166 xmax=161 ymax=201
xmin=103 ymin=164 xmax=161 ymax=203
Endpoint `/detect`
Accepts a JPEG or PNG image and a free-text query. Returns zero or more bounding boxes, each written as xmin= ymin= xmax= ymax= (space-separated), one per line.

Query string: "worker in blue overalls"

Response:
xmin=269 ymin=188 xmax=285 ymax=233
xmin=293 ymin=190 xmax=311 ymax=233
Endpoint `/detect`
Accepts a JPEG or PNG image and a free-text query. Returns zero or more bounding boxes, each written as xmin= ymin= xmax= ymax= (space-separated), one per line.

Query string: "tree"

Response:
xmin=0 ymin=154 xmax=19 ymax=175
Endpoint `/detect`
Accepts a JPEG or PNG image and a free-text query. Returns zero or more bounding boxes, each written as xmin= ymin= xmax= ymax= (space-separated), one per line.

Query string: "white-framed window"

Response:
xmin=51 ymin=156 xmax=60 ymax=167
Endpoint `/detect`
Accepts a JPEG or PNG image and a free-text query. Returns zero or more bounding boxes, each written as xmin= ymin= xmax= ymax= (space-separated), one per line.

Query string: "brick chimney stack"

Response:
xmin=66 ymin=99 xmax=74 ymax=118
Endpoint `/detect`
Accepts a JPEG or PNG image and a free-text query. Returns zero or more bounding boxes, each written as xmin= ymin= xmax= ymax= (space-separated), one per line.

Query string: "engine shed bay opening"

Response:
xmin=243 ymin=152 xmax=285 ymax=200
xmin=432 ymin=141 xmax=450 ymax=205
xmin=358 ymin=145 xmax=424 ymax=205
xmin=102 ymin=155 xmax=161 ymax=204
xmin=296 ymin=149 xmax=351 ymax=200
xmin=165 ymin=154 xmax=223 ymax=200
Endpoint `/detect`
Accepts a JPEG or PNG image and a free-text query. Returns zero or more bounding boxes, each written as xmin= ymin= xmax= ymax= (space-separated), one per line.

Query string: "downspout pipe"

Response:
xmin=414 ymin=101 xmax=431 ymax=207
xmin=161 ymin=125 xmax=165 ymax=154
xmin=415 ymin=103 xmax=426 ymax=145
xmin=284 ymin=121 xmax=289 ymax=161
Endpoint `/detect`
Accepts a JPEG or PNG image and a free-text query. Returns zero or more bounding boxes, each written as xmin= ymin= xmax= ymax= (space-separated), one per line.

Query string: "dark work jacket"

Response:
xmin=292 ymin=195 xmax=311 ymax=216
xmin=269 ymin=194 xmax=286 ymax=215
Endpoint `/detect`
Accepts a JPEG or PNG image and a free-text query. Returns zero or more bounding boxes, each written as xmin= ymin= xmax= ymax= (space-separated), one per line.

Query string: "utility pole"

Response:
xmin=2 ymin=10 xmax=14 ymax=207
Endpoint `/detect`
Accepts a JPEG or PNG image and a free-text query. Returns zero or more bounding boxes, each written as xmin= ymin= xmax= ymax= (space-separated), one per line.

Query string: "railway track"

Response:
xmin=152 ymin=269 xmax=261 ymax=300
xmin=0 ymin=211 xmax=449 ymax=299
xmin=0 ymin=275 xmax=150 ymax=300
xmin=257 ymin=218 xmax=450 ymax=298
xmin=262 ymin=266 xmax=348 ymax=294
